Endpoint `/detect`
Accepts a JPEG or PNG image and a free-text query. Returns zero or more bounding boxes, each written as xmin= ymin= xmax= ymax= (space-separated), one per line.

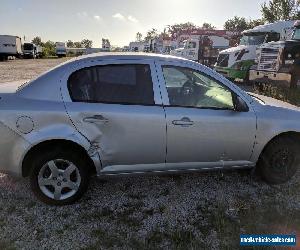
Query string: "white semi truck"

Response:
xmin=0 ymin=35 xmax=22 ymax=60
xmin=56 ymin=42 xmax=67 ymax=57
xmin=215 ymin=21 xmax=295 ymax=82
xmin=23 ymin=43 xmax=43 ymax=59
xmin=170 ymin=30 xmax=231 ymax=67
xmin=249 ymin=20 xmax=300 ymax=88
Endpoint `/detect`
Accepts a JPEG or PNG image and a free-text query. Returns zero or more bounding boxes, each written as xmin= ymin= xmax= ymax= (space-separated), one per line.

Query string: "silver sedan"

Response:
xmin=0 ymin=53 xmax=299 ymax=205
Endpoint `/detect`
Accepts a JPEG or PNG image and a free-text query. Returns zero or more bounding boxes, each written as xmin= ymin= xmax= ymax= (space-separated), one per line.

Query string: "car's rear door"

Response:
xmin=155 ymin=60 xmax=257 ymax=169
xmin=61 ymin=59 xmax=166 ymax=171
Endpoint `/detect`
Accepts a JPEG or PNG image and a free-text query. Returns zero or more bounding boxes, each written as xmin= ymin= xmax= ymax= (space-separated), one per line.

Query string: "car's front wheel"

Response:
xmin=258 ymin=136 xmax=300 ymax=184
xmin=30 ymin=149 xmax=89 ymax=205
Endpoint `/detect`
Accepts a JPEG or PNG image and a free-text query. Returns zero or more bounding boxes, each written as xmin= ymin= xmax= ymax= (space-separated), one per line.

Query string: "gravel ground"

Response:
xmin=0 ymin=58 xmax=299 ymax=250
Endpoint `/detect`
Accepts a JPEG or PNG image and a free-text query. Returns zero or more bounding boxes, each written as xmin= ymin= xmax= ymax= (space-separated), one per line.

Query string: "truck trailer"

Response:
xmin=56 ymin=42 xmax=67 ymax=57
xmin=0 ymin=35 xmax=22 ymax=60
xmin=249 ymin=20 xmax=300 ymax=88
xmin=215 ymin=21 xmax=295 ymax=82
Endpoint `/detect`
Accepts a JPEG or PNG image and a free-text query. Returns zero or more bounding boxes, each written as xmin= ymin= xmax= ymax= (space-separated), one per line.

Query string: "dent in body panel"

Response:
xmin=64 ymin=102 xmax=167 ymax=169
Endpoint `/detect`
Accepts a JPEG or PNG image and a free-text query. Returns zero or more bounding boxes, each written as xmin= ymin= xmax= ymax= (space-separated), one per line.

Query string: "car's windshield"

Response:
xmin=239 ymin=33 xmax=267 ymax=45
xmin=292 ymin=28 xmax=300 ymax=40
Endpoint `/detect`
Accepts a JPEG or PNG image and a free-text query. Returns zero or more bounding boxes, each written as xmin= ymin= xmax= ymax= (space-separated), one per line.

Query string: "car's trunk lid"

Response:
xmin=0 ymin=80 xmax=28 ymax=94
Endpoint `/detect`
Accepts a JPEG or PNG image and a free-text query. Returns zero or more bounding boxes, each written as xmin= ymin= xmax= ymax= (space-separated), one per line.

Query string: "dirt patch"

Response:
xmin=0 ymin=58 xmax=69 ymax=83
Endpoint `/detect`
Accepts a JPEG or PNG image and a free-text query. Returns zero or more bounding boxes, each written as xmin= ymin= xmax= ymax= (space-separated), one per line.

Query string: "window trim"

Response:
xmin=67 ymin=63 xmax=156 ymax=106
xmin=161 ymin=65 xmax=248 ymax=112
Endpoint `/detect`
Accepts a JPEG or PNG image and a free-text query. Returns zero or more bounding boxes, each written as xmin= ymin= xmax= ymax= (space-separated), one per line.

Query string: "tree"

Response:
xmin=261 ymin=0 xmax=300 ymax=22
xmin=81 ymin=39 xmax=93 ymax=48
xmin=167 ymin=22 xmax=198 ymax=39
xmin=160 ymin=28 xmax=171 ymax=40
xmin=66 ymin=40 xmax=74 ymax=48
xmin=201 ymin=23 xmax=216 ymax=30
xmin=74 ymin=42 xmax=82 ymax=48
xmin=102 ymin=38 xmax=110 ymax=49
xmin=42 ymin=40 xmax=56 ymax=57
xmin=248 ymin=19 xmax=265 ymax=29
xmin=32 ymin=36 xmax=43 ymax=46
xmin=224 ymin=16 xmax=249 ymax=32
xmin=144 ymin=28 xmax=159 ymax=42
xmin=136 ymin=32 xmax=143 ymax=42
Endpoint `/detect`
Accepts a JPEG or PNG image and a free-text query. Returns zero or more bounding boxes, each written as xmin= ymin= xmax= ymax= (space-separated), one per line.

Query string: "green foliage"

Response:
xmin=247 ymin=19 xmax=265 ymax=29
xmin=224 ymin=16 xmax=265 ymax=32
xmin=144 ymin=28 xmax=159 ymax=42
xmin=261 ymin=0 xmax=300 ymax=22
xmin=135 ymin=32 xmax=143 ymax=42
xmin=81 ymin=39 xmax=93 ymax=48
xmin=66 ymin=40 xmax=74 ymax=48
xmin=74 ymin=42 xmax=82 ymax=48
xmin=224 ymin=16 xmax=250 ymax=31
xmin=42 ymin=40 xmax=56 ymax=57
xmin=201 ymin=22 xmax=216 ymax=29
xmin=31 ymin=36 xmax=43 ymax=46
xmin=167 ymin=22 xmax=197 ymax=39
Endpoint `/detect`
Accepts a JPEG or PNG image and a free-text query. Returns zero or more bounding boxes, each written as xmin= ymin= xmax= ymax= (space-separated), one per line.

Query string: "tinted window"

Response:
xmin=162 ymin=66 xmax=234 ymax=109
xmin=68 ymin=64 xmax=154 ymax=105
xmin=24 ymin=43 xmax=33 ymax=50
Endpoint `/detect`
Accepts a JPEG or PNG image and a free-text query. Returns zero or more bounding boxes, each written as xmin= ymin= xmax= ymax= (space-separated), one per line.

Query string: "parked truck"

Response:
xmin=23 ymin=43 xmax=43 ymax=59
xmin=56 ymin=42 xmax=67 ymax=57
xmin=0 ymin=35 xmax=22 ymax=60
xmin=170 ymin=31 xmax=231 ymax=67
xmin=215 ymin=21 xmax=295 ymax=82
xmin=249 ymin=20 xmax=300 ymax=88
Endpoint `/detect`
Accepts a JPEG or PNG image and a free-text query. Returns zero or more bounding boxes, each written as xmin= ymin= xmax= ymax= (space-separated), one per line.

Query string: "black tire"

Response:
xmin=30 ymin=148 xmax=89 ymax=205
xmin=257 ymin=136 xmax=300 ymax=184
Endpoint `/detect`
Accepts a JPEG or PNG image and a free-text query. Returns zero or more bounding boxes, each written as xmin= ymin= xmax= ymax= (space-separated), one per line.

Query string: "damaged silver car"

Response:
xmin=0 ymin=53 xmax=299 ymax=205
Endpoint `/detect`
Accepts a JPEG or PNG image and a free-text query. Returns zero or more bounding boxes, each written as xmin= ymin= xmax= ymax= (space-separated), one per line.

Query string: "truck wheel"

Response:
xmin=30 ymin=149 xmax=90 ymax=205
xmin=257 ymin=136 xmax=300 ymax=184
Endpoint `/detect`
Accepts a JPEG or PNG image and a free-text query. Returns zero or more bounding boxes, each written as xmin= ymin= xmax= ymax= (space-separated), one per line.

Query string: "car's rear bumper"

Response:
xmin=249 ymin=69 xmax=292 ymax=87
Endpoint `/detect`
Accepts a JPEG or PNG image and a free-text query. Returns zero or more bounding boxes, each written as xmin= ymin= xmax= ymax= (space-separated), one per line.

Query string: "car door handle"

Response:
xmin=172 ymin=117 xmax=194 ymax=127
xmin=83 ymin=115 xmax=109 ymax=124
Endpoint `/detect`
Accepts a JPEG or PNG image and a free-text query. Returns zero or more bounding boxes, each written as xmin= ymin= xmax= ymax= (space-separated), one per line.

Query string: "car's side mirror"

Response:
xmin=233 ymin=95 xmax=249 ymax=112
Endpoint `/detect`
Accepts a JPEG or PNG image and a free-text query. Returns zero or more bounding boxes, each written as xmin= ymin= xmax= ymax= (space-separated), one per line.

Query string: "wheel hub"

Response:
xmin=37 ymin=159 xmax=81 ymax=201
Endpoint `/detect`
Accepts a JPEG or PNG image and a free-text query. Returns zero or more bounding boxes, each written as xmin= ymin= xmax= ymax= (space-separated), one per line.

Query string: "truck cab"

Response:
xmin=23 ymin=43 xmax=42 ymax=59
xmin=249 ymin=20 xmax=300 ymax=88
xmin=170 ymin=36 xmax=230 ymax=67
xmin=215 ymin=21 xmax=295 ymax=82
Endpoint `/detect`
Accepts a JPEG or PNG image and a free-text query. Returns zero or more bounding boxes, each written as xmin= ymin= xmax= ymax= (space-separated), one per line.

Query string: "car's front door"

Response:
xmin=62 ymin=60 xmax=166 ymax=171
xmin=156 ymin=61 xmax=257 ymax=168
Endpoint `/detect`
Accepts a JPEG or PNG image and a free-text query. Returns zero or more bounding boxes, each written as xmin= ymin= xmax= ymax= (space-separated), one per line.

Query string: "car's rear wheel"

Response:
xmin=257 ymin=136 xmax=300 ymax=184
xmin=30 ymin=149 xmax=89 ymax=205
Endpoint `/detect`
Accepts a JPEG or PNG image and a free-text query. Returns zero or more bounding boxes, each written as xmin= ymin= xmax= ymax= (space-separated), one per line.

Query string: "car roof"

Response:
xmin=70 ymin=52 xmax=189 ymax=63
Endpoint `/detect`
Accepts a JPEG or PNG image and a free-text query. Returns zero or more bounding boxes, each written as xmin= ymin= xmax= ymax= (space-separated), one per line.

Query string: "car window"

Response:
xmin=162 ymin=67 xmax=188 ymax=87
xmin=68 ymin=64 xmax=154 ymax=105
xmin=188 ymin=42 xmax=197 ymax=49
xmin=162 ymin=66 xmax=234 ymax=110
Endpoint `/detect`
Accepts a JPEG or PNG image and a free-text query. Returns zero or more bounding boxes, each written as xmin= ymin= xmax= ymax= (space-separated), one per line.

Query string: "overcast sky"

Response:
xmin=0 ymin=0 xmax=266 ymax=47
